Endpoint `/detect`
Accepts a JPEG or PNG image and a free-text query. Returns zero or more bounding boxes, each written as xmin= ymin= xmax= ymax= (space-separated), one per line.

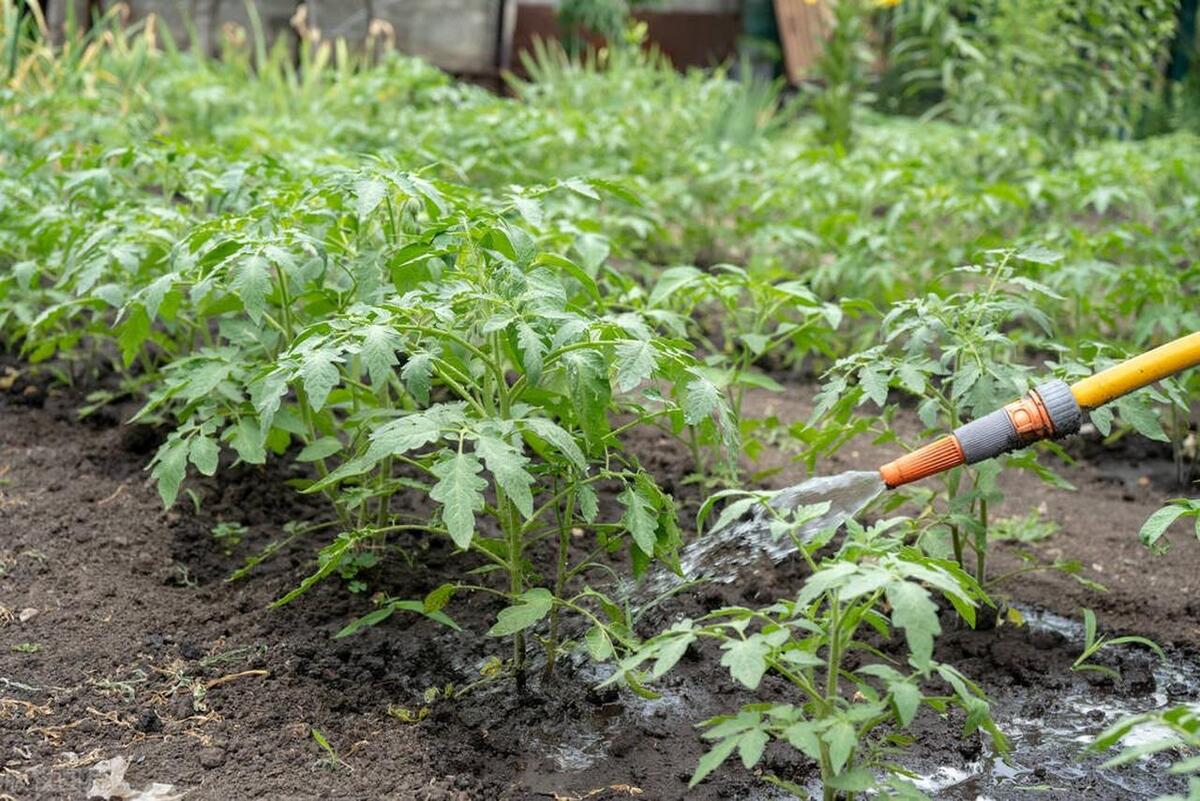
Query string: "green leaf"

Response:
xmin=359 ymin=324 xmax=401 ymax=388
xmin=620 ymin=482 xmax=658 ymax=557
xmin=228 ymin=418 xmax=267 ymax=464
xmin=516 ymin=321 xmax=543 ymax=384
xmin=534 ymin=253 xmax=601 ymax=302
xmin=825 ymin=720 xmax=857 ymax=775
xmin=475 ymin=434 xmax=535 ymax=519
xmin=650 ymin=266 xmax=702 ymax=306
xmin=783 ymin=722 xmax=822 ymax=761
xmin=684 ymin=374 xmax=722 ymax=425
xmin=188 ymin=435 xmax=220 ymax=477
xmin=366 ymin=409 xmax=448 ymax=462
xmin=117 ymin=306 xmax=151 ymax=368
xmin=689 ymin=736 xmax=738 ymax=788
xmin=401 ymin=353 xmax=434 ymax=405
xmin=355 ymin=178 xmax=387 ymax=219
xmin=615 ymin=340 xmax=658 ymax=393
xmin=1115 ymin=395 xmax=1168 ymax=442
xmin=523 ymin=418 xmax=587 ymax=471
xmin=651 ymin=632 xmax=696 ymax=679
xmin=720 ymin=637 xmax=771 ymax=690
xmin=488 ymin=588 xmax=553 ymax=636
xmin=423 ymin=583 xmax=457 ymax=613
xmin=827 ymin=767 xmax=875 ymax=792
xmin=887 ymin=580 xmax=941 ymax=668
xmin=301 ymin=349 xmax=341 ymax=412
xmin=272 ymin=531 xmax=366 ymax=607
xmin=738 ymin=729 xmax=769 ymax=770
xmin=860 ymin=367 xmax=889 ymax=408
xmin=231 ymin=255 xmax=271 ymax=324
xmin=577 ymin=483 xmax=599 ymax=523
xmin=897 ymin=363 xmax=925 ymax=394
xmin=1015 ymin=244 xmax=1063 ymax=265
xmin=430 ymin=450 xmax=487 ymax=549
xmin=585 ymin=625 xmax=614 ymax=661
xmin=297 ymin=436 xmax=342 ymax=462
xmin=151 ymin=437 xmax=189 ymax=508
xmin=891 ymin=682 xmax=921 ymax=726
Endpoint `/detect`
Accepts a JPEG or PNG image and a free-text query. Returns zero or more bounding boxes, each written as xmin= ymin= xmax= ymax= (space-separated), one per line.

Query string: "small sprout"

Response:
xmin=1072 ymin=608 xmax=1166 ymax=680
xmin=12 ymin=642 xmax=41 ymax=654
xmin=386 ymin=704 xmax=430 ymax=724
xmin=211 ymin=521 xmax=248 ymax=554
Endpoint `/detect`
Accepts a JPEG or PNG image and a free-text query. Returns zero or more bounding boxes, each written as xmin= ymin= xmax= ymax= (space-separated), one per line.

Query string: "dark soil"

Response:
xmin=2 ymin=376 xmax=1198 ymax=800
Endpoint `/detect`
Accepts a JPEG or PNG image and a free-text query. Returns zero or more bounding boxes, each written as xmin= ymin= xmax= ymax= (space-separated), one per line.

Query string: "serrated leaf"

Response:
xmin=651 ymin=632 xmax=696 ymax=679
xmin=516 ymin=321 xmax=543 ymax=384
xmin=523 ymin=418 xmax=587 ymax=471
xmin=228 ymin=417 xmax=267 ymax=464
xmin=738 ymin=729 xmax=769 ymax=770
xmin=151 ymin=437 xmax=189 ymax=508
xmin=620 ymin=483 xmax=658 ymax=557
xmin=188 ymin=435 xmax=220 ymax=477
xmin=231 ymin=255 xmax=271 ymax=324
xmin=615 ymin=340 xmax=657 ymax=392
xmin=825 ymin=720 xmax=857 ymax=775
xmin=1115 ymin=395 xmax=1168 ymax=442
xmin=1015 ymin=244 xmax=1063 ymax=264
xmin=488 ymin=587 xmax=553 ymax=636
xmin=512 ymin=195 xmax=543 ymax=227
xmin=860 ymin=368 xmax=889 ymax=407
xmin=577 ymin=483 xmax=599 ymax=523
xmin=301 ymin=349 xmax=341 ymax=412
xmin=366 ymin=409 xmax=449 ymax=461
xmin=689 ymin=737 xmax=738 ymax=788
xmin=360 ymin=324 xmax=401 ymax=388
xmin=355 ymin=178 xmax=387 ymax=219
xmin=887 ymin=580 xmax=941 ymax=668
xmin=720 ymin=637 xmax=771 ymax=690
xmin=401 ymin=352 xmax=434 ymax=405
xmin=898 ymin=363 xmax=925 ymax=394
xmin=684 ymin=374 xmax=722 ymax=425
xmin=475 ymin=434 xmax=535 ymax=519
xmin=430 ymin=451 xmax=487 ymax=549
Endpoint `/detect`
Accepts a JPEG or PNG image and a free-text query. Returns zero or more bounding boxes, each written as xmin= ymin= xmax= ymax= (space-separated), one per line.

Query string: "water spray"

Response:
xmin=878 ymin=331 xmax=1200 ymax=489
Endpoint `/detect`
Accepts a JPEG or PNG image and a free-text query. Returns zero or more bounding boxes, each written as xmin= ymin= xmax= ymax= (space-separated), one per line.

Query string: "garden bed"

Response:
xmin=2 ymin=379 xmax=1197 ymax=801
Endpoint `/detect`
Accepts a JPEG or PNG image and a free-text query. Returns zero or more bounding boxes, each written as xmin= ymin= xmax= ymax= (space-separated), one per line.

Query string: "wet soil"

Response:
xmin=1 ymin=377 xmax=1198 ymax=800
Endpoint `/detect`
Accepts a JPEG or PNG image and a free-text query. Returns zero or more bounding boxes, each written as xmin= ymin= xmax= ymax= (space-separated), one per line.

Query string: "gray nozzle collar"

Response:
xmin=1033 ymin=379 xmax=1082 ymax=437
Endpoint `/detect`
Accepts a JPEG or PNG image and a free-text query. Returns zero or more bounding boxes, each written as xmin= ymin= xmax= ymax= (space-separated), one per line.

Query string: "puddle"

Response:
xmin=902 ymin=605 xmax=1200 ymax=799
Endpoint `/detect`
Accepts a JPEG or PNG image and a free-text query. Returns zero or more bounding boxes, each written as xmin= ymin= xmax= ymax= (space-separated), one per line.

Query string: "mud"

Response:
xmin=1 ymin=377 xmax=1198 ymax=800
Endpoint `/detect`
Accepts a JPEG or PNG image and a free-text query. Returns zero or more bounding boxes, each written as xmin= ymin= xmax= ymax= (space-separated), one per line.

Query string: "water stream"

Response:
xmin=633 ymin=470 xmax=886 ymax=600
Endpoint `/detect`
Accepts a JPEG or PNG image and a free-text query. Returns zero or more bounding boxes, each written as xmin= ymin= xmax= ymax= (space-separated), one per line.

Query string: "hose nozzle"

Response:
xmin=879 ymin=379 xmax=1082 ymax=489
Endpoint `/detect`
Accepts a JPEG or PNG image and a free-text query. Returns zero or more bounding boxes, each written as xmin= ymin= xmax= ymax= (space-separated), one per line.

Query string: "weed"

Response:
xmin=1072 ymin=609 xmax=1165 ymax=681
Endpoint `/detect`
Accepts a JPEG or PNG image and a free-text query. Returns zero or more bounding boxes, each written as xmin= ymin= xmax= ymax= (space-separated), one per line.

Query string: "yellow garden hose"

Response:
xmin=1071 ymin=332 xmax=1200 ymax=410
xmin=880 ymin=331 xmax=1200 ymax=489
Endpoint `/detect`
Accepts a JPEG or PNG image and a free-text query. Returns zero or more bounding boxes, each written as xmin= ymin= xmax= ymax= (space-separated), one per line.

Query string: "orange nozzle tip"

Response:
xmin=879 ymin=435 xmax=966 ymax=489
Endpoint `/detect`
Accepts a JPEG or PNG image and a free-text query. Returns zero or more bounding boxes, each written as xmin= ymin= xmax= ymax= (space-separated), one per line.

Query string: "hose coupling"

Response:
xmin=879 ymin=379 xmax=1082 ymax=489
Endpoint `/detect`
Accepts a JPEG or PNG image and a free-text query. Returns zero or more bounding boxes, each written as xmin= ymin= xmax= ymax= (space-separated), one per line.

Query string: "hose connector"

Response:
xmin=879 ymin=379 xmax=1082 ymax=489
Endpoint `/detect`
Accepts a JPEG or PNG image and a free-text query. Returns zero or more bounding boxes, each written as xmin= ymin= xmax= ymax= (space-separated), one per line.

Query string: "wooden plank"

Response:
xmin=773 ymin=0 xmax=832 ymax=83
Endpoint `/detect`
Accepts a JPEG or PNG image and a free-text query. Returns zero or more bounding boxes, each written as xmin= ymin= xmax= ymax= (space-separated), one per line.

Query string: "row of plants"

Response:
xmin=2 ymin=8 xmax=1197 ymax=798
